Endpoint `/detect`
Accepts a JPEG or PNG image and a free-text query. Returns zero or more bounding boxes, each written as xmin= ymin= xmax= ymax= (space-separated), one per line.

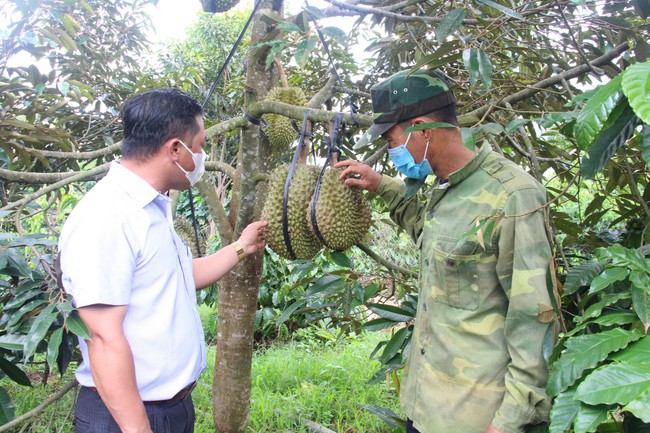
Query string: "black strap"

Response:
xmin=187 ymin=189 xmax=202 ymax=257
xmin=304 ymin=3 xmax=359 ymax=126
xmin=244 ymin=113 xmax=270 ymax=127
xmin=309 ymin=112 xmax=344 ymax=249
xmin=281 ymin=109 xmax=311 ymax=259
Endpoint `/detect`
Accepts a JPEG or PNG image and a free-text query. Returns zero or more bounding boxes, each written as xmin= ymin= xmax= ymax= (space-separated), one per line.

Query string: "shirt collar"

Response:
xmin=444 ymin=142 xmax=492 ymax=187
xmin=106 ymin=161 xmax=168 ymax=208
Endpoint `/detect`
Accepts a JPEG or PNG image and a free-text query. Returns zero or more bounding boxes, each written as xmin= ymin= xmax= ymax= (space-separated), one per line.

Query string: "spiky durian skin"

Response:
xmin=262 ymin=87 xmax=307 ymax=154
xmin=307 ymin=168 xmax=373 ymax=251
xmin=200 ymin=0 xmax=239 ymax=13
xmin=174 ymin=217 xmax=205 ymax=257
xmin=262 ymin=164 xmax=323 ymax=259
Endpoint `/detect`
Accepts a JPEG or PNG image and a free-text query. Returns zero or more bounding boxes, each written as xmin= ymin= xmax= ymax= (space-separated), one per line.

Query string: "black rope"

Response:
xmin=187 ymin=188 xmax=202 ymax=256
xmin=184 ymin=0 xmax=263 ymax=257
xmin=281 ymin=109 xmax=312 ymax=260
xmin=304 ymin=3 xmax=359 ymax=126
xmin=309 ymin=112 xmax=344 ymax=249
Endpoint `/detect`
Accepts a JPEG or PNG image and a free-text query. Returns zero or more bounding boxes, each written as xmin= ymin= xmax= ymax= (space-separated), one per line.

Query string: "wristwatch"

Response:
xmin=231 ymin=241 xmax=246 ymax=262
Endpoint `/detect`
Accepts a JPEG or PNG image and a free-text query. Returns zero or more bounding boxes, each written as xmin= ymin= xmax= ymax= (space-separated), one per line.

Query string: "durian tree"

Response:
xmin=2 ymin=0 xmax=650 ymax=432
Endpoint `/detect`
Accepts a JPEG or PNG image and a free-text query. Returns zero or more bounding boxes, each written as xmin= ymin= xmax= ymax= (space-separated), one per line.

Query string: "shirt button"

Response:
xmin=424 ymin=258 xmax=429 ymax=266
xmin=423 ymin=303 xmax=427 ymax=311
xmin=446 ymin=258 xmax=455 ymax=267
xmin=421 ymin=348 xmax=426 ymax=355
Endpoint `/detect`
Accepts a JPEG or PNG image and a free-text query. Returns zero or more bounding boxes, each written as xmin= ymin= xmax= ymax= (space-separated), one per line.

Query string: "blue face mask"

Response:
xmin=387 ymin=133 xmax=434 ymax=179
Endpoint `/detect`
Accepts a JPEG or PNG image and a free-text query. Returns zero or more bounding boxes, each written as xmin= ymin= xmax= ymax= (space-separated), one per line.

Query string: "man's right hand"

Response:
xmin=334 ymin=160 xmax=382 ymax=192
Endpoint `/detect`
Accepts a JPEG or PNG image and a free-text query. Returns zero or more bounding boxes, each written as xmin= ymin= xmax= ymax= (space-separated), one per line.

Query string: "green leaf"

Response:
xmin=277 ymin=21 xmax=302 ymax=32
xmin=379 ymin=326 xmax=409 ymax=364
xmin=363 ymin=318 xmax=398 ymax=331
xmin=574 ymin=403 xmax=611 ymax=433
xmin=366 ymin=303 xmax=414 ymax=323
xmin=576 ymin=292 xmax=630 ymax=325
xmin=476 ymin=0 xmax=525 ymax=20
xmin=589 ymin=267 xmax=629 ymax=294
xmin=575 ymin=75 xmax=623 ymax=150
xmin=0 ymin=387 xmax=15 ymax=425
xmin=621 ymin=61 xmax=650 ymax=124
xmin=630 ymin=283 xmax=650 ymax=331
xmin=321 ymin=26 xmax=347 ymax=44
xmin=330 ymin=251 xmax=353 ymax=269
xmin=581 ymin=103 xmax=638 ymax=179
xmin=437 ymin=8 xmax=466 ymax=41
xmin=295 ymin=38 xmax=317 ymax=69
xmin=0 ymin=335 xmax=26 ymax=351
xmin=463 ymin=48 xmax=479 ymax=87
xmin=65 ymin=310 xmax=91 ymax=340
xmin=6 ymin=299 xmax=47 ymax=330
xmin=24 ymin=303 xmax=57 ymax=360
xmin=360 ymin=404 xmax=406 ymax=430
xmin=610 ymin=336 xmax=650 ymax=364
xmin=549 ymin=386 xmax=580 ymax=433
xmin=477 ymin=49 xmax=493 ymax=89
xmin=547 ymin=328 xmax=642 ymax=396
xmin=275 ymin=300 xmax=306 ymax=326
xmin=0 ymin=357 xmax=31 ymax=387
xmin=575 ymin=362 xmax=650 ymax=405
xmin=622 ymin=388 xmax=650 ymax=422
xmin=564 ymin=261 xmax=603 ymax=295
xmin=46 ymin=328 xmax=63 ymax=373
xmin=565 ymin=311 xmax=637 ymax=337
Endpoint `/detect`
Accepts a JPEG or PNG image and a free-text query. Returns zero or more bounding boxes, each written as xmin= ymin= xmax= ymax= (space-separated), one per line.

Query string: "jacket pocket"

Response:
xmin=428 ymin=236 xmax=480 ymax=311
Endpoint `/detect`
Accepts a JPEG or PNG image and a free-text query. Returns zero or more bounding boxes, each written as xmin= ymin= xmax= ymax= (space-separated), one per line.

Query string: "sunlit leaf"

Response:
xmin=437 ymin=8 xmax=466 ymax=41
xmin=547 ymin=328 xmax=642 ymax=396
xmin=476 ymin=0 xmax=525 ymax=20
xmin=610 ymin=336 xmax=650 ymax=364
xmin=575 ymin=75 xmax=623 ymax=149
xmin=478 ymin=49 xmax=493 ymax=89
xmin=575 ymin=362 xmax=650 ymax=405
xmin=622 ymin=388 xmax=650 ymax=422
xmin=65 ymin=310 xmax=91 ymax=340
xmin=621 ymin=61 xmax=650 ymax=124
xmin=588 ymin=267 xmax=629 ymax=294
xmin=24 ymin=303 xmax=58 ymax=360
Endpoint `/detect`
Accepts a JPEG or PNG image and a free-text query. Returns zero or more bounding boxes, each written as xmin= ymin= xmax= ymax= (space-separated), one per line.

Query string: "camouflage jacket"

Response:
xmin=376 ymin=143 xmax=553 ymax=433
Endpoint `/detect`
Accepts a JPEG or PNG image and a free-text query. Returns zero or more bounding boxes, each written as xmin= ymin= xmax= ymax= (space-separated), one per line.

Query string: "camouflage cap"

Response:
xmin=354 ymin=69 xmax=455 ymax=149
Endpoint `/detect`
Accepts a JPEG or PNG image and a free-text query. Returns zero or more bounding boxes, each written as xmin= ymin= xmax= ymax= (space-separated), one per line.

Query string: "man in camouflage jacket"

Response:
xmin=336 ymin=69 xmax=554 ymax=433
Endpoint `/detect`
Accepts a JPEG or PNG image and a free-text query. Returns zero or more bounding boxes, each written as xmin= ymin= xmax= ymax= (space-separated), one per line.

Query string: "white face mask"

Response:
xmin=176 ymin=140 xmax=206 ymax=186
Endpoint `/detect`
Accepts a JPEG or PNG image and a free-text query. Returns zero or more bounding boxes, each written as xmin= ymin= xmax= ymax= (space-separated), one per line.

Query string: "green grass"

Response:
xmin=3 ymin=331 xmax=401 ymax=433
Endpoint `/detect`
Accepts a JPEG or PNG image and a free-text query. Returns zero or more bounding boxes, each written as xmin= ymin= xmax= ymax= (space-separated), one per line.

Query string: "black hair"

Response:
xmin=120 ymin=89 xmax=203 ymax=160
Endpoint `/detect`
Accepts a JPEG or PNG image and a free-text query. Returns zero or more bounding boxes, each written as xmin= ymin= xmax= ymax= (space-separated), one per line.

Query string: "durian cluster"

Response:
xmin=262 ymin=87 xmax=307 ymax=155
xmin=200 ymin=0 xmax=239 ymax=13
xmin=262 ymin=164 xmax=373 ymax=260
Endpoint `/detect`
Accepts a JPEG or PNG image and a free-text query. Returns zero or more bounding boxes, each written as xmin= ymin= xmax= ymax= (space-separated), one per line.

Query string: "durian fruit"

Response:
xmin=262 ymin=87 xmax=307 ymax=155
xmin=200 ymin=0 xmax=239 ymax=13
xmin=307 ymin=168 xmax=373 ymax=251
xmin=261 ymin=164 xmax=323 ymax=259
xmin=174 ymin=217 xmax=205 ymax=257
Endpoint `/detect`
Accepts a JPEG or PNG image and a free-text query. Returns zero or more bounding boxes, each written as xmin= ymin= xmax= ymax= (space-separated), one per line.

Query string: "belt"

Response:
xmin=84 ymin=381 xmax=196 ymax=405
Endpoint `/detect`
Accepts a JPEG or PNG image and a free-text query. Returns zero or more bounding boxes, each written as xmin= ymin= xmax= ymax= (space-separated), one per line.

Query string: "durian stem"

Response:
xmin=273 ymin=57 xmax=289 ymax=88
xmin=355 ymin=243 xmax=418 ymax=279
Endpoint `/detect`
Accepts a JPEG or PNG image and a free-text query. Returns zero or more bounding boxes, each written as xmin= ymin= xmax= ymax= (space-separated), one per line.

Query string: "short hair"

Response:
xmin=120 ymin=89 xmax=203 ymax=160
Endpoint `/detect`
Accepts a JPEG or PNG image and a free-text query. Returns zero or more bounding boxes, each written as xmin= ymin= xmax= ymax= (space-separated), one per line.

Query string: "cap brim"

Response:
xmin=353 ymin=122 xmax=395 ymax=149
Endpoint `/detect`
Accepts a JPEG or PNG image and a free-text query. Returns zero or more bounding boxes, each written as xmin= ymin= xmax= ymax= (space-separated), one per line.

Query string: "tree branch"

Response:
xmin=9 ymin=141 xmax=122 ymax=160
xmin=355 ymin=242 xmax=418 ymax=279
xmin=195 ymin=177 xmax=233 ymax=245
xmin=1 ymin=163 xmax=111 ymax=212
xmin=205 ymin=161 xmax=237 ymax=180
xmin=0 ymin=379 xmax=78 ymax=432
xmin=464 ymin=42 xmax=630 ymax=121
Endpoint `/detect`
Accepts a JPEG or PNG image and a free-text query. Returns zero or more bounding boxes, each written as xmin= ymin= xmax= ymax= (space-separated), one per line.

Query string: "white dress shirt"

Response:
xmin=59 ymin=161 xmax=206 ymax=400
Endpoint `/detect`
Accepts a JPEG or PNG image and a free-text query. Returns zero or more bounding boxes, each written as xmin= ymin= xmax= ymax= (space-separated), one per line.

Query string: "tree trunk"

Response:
xmin=212 ymin=1 xmax=281 ymax=432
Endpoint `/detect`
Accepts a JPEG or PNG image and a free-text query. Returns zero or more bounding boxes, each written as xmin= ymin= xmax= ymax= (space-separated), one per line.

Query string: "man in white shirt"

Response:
xmin=58 ymin=89 xmax=266 ymax=433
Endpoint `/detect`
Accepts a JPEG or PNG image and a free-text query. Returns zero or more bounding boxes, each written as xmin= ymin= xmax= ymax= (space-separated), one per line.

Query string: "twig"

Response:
xmin=0 ymin=379 xmax=78 ymax=432
xmin=355 ymin=242 xmax=418 ymax=279
xmin=298 ymin=418 xmax=337 ymax=433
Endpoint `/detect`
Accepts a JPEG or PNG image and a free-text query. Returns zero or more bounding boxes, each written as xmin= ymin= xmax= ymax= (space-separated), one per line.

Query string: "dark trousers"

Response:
xmin=74 ymin=386 xmax=195 ymax=433
xmin=407 ymin=419 xmax=422 ymax=433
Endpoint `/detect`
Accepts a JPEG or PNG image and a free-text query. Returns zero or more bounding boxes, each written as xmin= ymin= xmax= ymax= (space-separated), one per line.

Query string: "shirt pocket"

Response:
xmin=427 ymin=236 xmax=480 ymax=311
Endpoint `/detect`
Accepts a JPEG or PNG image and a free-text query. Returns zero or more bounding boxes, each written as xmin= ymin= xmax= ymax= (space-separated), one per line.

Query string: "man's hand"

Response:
xmin=237 ymin=220 xmax=267 ymax=256
xmin=486 ymin=424 xmax=503 ymax=433
xmin=334 ymin=160 xmax=382 ymax=192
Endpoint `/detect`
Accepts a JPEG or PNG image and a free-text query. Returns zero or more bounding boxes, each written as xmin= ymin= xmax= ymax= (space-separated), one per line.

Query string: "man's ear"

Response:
xmin=164 ymin=138 xmax=182 ymax=162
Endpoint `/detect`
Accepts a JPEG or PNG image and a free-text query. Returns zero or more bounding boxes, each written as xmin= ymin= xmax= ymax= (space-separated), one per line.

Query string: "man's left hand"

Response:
xmin=238 ymin=220 xmax=267 ymax=255
xmin=486 ymin=424 xmax=503 ymax=433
